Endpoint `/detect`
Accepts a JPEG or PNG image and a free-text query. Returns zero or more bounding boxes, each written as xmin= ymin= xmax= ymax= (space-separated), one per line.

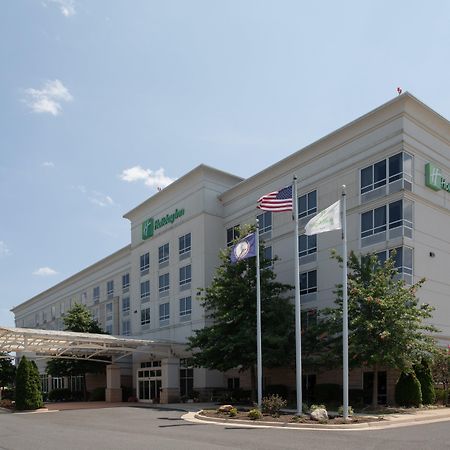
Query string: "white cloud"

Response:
xmin=88 ymin=191 xmax=115 ymax=208
xmin=119 ymin=166 xmax=175 ymax=189
xmin=45 ymin=0 xmax=76 ymax=17
xmin=24 ymin=79 xmax=73 ymax=116
xmin=33 ymin=267 xmax=58 ymax=276
xmin=0 ymin=241 xmax=11 ymax=257
xmin=42 ymin=161 xmax=55 ymax=168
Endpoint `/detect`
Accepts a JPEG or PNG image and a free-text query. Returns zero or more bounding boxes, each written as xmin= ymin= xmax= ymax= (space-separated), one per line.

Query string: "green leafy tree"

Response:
xmin=431 ymin=346 xmax=449 ymax=405
xmin=15 ymin=356 xmax=43 ymax=410
xmin=308 ymin=251 xmax=438 ymax=407
xmin=187 ymin=227 xmax=294 ymax=396
xmin=395 ymin=371 xmax=422 ymax=407
xmin=0 ymin=353 xmax=16 ymax=392
xmin=46 ymin=304 xmax=107 ymax=400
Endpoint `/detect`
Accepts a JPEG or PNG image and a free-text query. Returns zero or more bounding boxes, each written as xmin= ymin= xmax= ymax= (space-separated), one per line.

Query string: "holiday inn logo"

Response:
xmin=425 ymin=162 xmax=450 ymax=192
xmin=142 ymin=208 xmax=185 ymax=240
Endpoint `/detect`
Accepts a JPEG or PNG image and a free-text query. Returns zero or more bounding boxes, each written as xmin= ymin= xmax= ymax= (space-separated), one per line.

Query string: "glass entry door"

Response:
xmin=137 ymin=361 xmax=162 ymax=402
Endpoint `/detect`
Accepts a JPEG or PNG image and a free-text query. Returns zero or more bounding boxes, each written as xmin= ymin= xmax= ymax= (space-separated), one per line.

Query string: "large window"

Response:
xmin=301 ymin=309 xmax=317 ymax=330
xmin=298 ymin=190 xmax=317 ymax=219
xmin=360 ymin=152 xmax=413 ymax=196
xmin=180 ymin=265 xmax=192 ymax=287
xmin=361 ymin=199 xmax=413 ymax=242
xmin=140 ymin=252 xmax=150 ymax=273
xmin=93 ymin=286 xmax=100 ymax=303
xmin=180 ymin=359 xmax=194 ymax=398
xmin=179 ymin=296 xmax=192 ymax=318
xmin=122 ymin=273 xmax=130 ymax=290
xmin=299 ymin=234 xmax=317 ymax=258
xmin=141 ymin=307 xmax=151 ymax=326
xmin=158 ymin=243 xmax=169 ymax=264
xmin=140 ymin=280 xmax=150 ymax=301
xmin=226 ymin=225 xmax=240 ymax=247
xmin=159 ymin=302 xmax=170 ymax=323
xmin=300 ymin=270 xmax=317 ymax=295
xmin=122 ymin=320 xmax=130 ymax=336
xmin=179 ymin=233 xmax=191 ymax=256
xmin=107 ymin=280 xmax=114 ymax=299
xmin=159 ymin=273 xmax=170 ymax=293
xmin=257 ymin=211 xmax=272 ymax=234
xmin=122 ymin=297 xmax=130 ymax=313
xmin=106 ymin=302 xmax=113 ymax=321
xmin=374 ymin=246 xmax=413 ymax=283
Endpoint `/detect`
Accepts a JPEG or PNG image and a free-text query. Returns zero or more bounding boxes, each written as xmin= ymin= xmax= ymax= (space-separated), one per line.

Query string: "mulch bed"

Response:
xmin=200 ymin=409 xmax=383 ymax=425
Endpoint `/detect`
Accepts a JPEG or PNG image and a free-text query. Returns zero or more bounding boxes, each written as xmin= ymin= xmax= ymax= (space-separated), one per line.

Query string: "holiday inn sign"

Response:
xmin=425 ymin=162 xmax=450 ymax=193
xmin=142 ymin=208 xmax=185 ymax=240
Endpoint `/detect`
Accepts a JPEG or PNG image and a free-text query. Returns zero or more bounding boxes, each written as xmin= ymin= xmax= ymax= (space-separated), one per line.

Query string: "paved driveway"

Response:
xmin=0 ymin=406 xmax=449 ymax=450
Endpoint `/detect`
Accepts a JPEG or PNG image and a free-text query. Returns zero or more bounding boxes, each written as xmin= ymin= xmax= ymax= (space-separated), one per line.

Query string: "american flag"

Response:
xmin=257 ymin=185 xmax=293 ymax=212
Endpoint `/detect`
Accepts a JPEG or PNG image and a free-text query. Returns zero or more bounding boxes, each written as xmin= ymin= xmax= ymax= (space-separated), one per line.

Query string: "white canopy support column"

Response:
xmin=106 ymin=363 xmax=122 ymax=402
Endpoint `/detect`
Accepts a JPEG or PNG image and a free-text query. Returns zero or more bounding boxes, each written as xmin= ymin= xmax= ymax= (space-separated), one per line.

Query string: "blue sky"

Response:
xmin=1 ymin=0 xmax=450 ymax=326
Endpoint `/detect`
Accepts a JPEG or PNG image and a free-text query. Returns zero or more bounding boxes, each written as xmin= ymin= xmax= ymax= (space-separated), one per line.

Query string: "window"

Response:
xmin=140 ymin=280 xmax=150 ymax=300
xmin=179 ymin=233 xmax=191 ymax=255
xmin=158 ymin=243 xmax=169 ymax=264
xmin=52 ymin=377 xmax=64 ymax=390
xmin=122 ymin=320 xmax=130 ymax=336
xmin=360 ymin=152 xmax=413 ymax=196
xmin=140 ymin=252 xmax=150 ymax=273
xmin=228 ymin=378 xmax=240 ymax=390
xmin=122 ymin=297 xmax=130 ymax=313
xmin=301 ymin=309 xmax=317 ymax=330
xmin=107 ymin=280 xmax=114 ymax=299
xmin=374 ymin=246 xmax=413 ymax=282
xmin=106 ymin=302 xmax=113 ymax=321
xmin=300 ymin=270 xmax=317 ymax=295
xmin=51 ymin=306 xmax=56 ymax=319
xmin=141 ymin=307 xmax=151 ymax=325
xmin=159 ymin=302 xmax=170 ymax=323
xmin=106 ymin=324 xmax=113 ymax=334
xmin=40 ymin=374 xmax=49 ymax=393
xmin=179 ymin=296 xmax=192 ymax=317
xmin=81 ymin=292 xmax=87 ymax=304
xmin=257 ymin=211 xmax=272 ymax=234
xmin=93 ymin=286 xmax=100 ymax=302
xmin=159 ymin=273 xmax=170 ymax=293
xmin=361 ymin=199 xmax=413 ymax=240
xmin=299 ymin=234 xmax=317 ymax=258
xmin=226 ymin=225 xmax=240 ymax=247
xmin=180 ymin=359 xmax=194 ymax=398
xmin=179 ymin=265 xmax=191 ymax=287
xmin=122 ymin=273 xmax=130 ymax=290
xmin=298 ymin=190 xmax=317 ymax=220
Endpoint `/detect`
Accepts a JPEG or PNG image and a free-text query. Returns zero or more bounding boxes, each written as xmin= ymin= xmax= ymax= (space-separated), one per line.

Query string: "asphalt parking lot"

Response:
xmin=1 ymin=406 xmax=450 ymax=450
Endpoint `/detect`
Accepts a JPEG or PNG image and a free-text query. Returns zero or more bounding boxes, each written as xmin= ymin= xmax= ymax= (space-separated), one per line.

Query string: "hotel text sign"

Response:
xmin=142 ymin=208 xmax=185 ymax=240
xmin=425 ymin=162 xmax=450 ymax=192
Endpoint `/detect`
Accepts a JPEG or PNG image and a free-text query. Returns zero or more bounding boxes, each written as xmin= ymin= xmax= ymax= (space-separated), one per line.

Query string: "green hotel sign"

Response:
xmin=425 ymin=162 xmax=450 ymax=193
xmin=142 ymin=208 xmax=185 ymax=240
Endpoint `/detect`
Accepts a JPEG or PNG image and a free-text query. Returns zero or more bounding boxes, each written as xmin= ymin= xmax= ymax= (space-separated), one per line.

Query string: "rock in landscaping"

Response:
xmin=310 ymin=408 xmax=328 ymax=421
xmin=218 ymin=404 xmax=234 ymax=413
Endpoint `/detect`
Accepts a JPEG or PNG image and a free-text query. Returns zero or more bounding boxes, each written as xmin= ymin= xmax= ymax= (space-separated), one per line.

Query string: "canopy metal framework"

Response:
xmin=0 ymin=327 xmax=187 ymax=362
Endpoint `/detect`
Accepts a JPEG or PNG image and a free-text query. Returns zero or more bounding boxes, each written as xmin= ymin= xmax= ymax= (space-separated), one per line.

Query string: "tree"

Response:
xmin=431 ymin=346 xmax=449 ymax=404
xmin=0 ymin=353 xmax=16 ymax=390
xmin=15 ymin=356 xmax=43 ymax=410
xmin=46 ymin=303 xmax=107 ymax=400
xmin=309 ymin=251 xmax=438 ymax=407
xmin=187 ymin=228 xmax=294 ymax=396
xmin=414 ymin=359 xmax=435 ymax=405
xmin=395 ymin=371 xmax=422 ymax=407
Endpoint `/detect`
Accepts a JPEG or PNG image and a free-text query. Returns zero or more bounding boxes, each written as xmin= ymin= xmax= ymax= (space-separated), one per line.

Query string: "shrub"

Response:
xmin=48 ymin=388 xmax=72 ymax=402
xmin=435 ymin=389 xmax=449 ymax=405
xmin=313 ymin=383 xmax=341 ymax=405
xmin=338 ymin=405 xmax=354 ymax=416
xmin=247 ymin=408 xmax=262 ymax=420
xmin=395 ymin=372 xmax=422 ymax=407
xmin=89 ymin=387 xmax=106 ymax=401
xmin=228 ymin=407 xmax=238 ymax=417
xmin=414 ymin=361 xmax=436 ymax=405
xmin=309 ymin=404 xmax=326 ymax=412
xmin=262 ymin=394 xmax=287 ymax=417
xmin=15 ymin=356 xmax=43 ymax=411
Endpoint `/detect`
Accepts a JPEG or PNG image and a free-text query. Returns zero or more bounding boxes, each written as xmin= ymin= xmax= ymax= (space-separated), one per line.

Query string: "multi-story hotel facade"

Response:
xmin=11 ymin=93 xmax=450 ymax=404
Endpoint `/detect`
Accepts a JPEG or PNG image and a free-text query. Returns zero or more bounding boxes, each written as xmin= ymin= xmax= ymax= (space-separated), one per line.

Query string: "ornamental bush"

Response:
xmin=15 ymin=356 xmax=43 ymax=411
xmin=395 ymin=371 xmax=422 ymax=407
xmin=228 ymin=407 xmax=238 ymax=417
xmin=414 ymin=360 xmax=436 ymax=405
xmin=247 ymin=408 xmax=262 ymax=420
xmin=261 ymin=394 xmax=287 ymax=417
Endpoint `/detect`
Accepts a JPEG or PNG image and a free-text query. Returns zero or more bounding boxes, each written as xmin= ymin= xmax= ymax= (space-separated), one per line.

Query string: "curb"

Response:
xmin=183 ymin=410 xmax=450 ymax=431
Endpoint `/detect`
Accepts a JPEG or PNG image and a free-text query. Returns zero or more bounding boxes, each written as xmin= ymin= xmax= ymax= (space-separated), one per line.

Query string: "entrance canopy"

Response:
xmin=0 ymin=327 xmax=187 ymax=362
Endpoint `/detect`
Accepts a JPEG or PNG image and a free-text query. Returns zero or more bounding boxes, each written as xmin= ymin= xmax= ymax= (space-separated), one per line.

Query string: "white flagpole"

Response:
xmin=293 ymin=176 xmax=303 ymax=416
xmin=255 ymin=219 xmax=263 ymax=409
xmin=341 ymin=185 xmax=349 ymax=420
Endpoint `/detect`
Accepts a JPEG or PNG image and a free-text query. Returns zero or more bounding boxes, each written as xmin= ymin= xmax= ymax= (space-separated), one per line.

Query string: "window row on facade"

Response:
xmin=139 ymin=296 xmax=192 ymax=331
